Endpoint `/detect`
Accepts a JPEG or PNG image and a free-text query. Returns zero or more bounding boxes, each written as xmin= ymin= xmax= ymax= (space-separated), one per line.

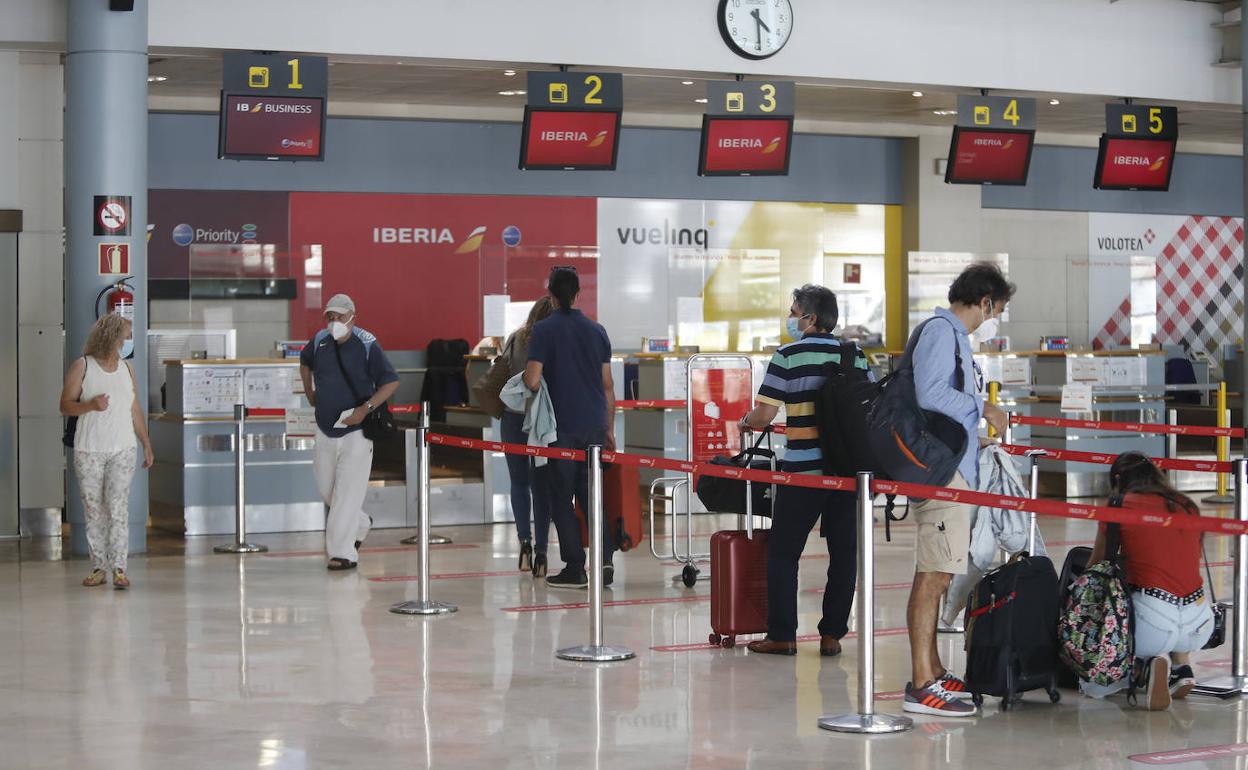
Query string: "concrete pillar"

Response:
xmin=65 ymin=0 xmax=148 ymax=555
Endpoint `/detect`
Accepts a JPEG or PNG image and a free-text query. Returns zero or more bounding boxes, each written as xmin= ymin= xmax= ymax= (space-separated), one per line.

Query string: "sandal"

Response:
xmin=327 ymin=558 xmax=358 ymax=571
xmin=82 ymin=569 xmax=107 ymax=587
xmin=113 ymin=569 xmax=130 ymax=590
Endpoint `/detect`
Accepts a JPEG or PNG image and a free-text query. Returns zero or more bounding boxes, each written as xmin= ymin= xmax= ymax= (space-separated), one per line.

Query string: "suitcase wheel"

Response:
xmin=722 ymin=635 xmax=736 ymax=649
xmin=708 ymin=634 xmax=720 ymax=646
xmin=1048 ymin=687 xmax=1061 ymax=704
xmin=971 ymin=693 xmax=983 ymax=708
xmin=682 ymin=565 xmax=699 ymax=587
xmin=1001 ymin=697 xmax=1012 ymax=712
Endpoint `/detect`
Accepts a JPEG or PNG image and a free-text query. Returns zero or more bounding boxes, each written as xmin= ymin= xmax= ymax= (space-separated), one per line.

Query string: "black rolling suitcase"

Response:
xmin=1054 ymin=546 xmax=1093 ymax=689
xmin=962 ymin=552 xmax=1062 ymax=710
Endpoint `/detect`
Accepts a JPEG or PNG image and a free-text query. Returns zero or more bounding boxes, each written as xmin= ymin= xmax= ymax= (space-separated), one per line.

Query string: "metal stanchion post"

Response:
xmin=392 ymin=427 xmax=457 ymax=616
xmin=1166 ymin=408 xmax=1179 ymax=485
xmin=402 ymin=401 xmax=452 ymax=546
xmin=819 ymin=472 xmax=912 ymax=734
xmin=215 ymin=404 xmax=268 ymax=554
xmin=1194 ymin=458 xmax=1248 ymax=695
xmin=1206 ymin=383 xmax=1235 ymax=504
xmin=558 ymin=445 xmax=635 ymax=662
xmin=1027 ymin=449 xmax=1047 ymax=555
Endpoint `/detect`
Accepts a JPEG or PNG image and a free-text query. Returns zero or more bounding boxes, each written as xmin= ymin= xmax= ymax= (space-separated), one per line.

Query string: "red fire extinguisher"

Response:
xmin=95 ymin=277 xmax=137 ymax=359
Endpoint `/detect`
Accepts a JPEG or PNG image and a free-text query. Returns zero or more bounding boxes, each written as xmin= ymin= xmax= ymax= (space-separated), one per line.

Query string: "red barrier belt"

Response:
xmin=1000 ymin=443 xmax=1232 ymax=474
xmin=245 ymin=408 xmax=285 ymax=417
xmin=616 ymin=400 xmax=685 ymax=410
xmin=1012 ymin=414 xmax=1244 ymax=439
xmin=427 ymin=432 xmax=1245 ymax=536
xmin=390 ymin=404 xmax=421 ymax=414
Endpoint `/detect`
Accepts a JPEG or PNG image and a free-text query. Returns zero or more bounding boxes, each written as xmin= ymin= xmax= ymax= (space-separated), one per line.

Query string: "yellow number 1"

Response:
xmin=287 ymin=58 xmax=303 ymax=90
xmin=1003 ymin=99 xmax=1019 ymax=126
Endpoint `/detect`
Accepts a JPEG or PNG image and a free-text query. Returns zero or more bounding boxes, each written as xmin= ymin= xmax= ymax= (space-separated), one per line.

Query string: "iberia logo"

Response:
xmin=762 ymin=136 xmax=783 ymax=155
xmin=1002 ymin=139 xmax=1015 ymax=150
xmin=251 ymin=103 xmax=264 ymax=113
xmin=454 ymin=226 xmax=488 ymax=254
xmin=1149 ymin=155 xmax=1168 ymax=172
xmin=587 ymin=130 xmax=610 ymax=148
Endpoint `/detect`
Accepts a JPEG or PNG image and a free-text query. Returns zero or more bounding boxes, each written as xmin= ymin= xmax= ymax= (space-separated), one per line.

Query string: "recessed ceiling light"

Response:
xmin=695 ymin=97 xmax=708 ymax=104
xmin=516 ymin=90 xmax=526 ymax=95
xmin=147 ymin=75 xmax=167 ymax=83
xmin=1049 ymin=98 xmax=1061 ymax=106
xmin=932 ymin=109 xmax=957 ymax=116
xmin=498 ymin=90 xmax=516 ymax=96
xmin=503 ymin=69 xmax=516 ymax=76
xmin=681 ymin=80 xmax=695 ymax=86
xmin=911 ymin=90 xmax=923 ymax=97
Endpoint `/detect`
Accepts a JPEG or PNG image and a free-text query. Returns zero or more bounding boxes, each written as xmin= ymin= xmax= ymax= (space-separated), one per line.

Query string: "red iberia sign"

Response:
xmin=521 ymin=109 xmax=620 ymax=169
xmin=1094 ymin=137 xmax=1176 ymax=191
xmin=699 ymin=117 xmax=792 ymax=176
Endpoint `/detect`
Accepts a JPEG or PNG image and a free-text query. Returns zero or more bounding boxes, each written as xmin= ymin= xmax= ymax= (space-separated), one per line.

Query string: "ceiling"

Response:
xmin=145 ymin=54 xmax=1245 ymax=144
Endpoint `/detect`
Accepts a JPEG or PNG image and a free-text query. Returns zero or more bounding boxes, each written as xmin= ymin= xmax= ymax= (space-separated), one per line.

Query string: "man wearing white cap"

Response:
xmin=299 ymin=294 xmax=400 ymax=570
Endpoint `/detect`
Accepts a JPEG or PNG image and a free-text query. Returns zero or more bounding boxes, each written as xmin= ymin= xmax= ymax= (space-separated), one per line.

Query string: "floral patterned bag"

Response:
xmin=1057 ymin=514 xmax=1134 ymax=686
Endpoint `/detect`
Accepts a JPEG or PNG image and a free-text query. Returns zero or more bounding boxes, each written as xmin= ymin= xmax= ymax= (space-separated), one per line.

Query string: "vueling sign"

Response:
xmin=616 ymin=219 xmax=709 ymax=248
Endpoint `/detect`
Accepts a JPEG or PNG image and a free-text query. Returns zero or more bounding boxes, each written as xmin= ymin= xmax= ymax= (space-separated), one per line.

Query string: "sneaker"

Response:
xmin=545 ymin=569 xmax=588 ymax=590
xmin=937 ymin=672 xmax=976 ymax=701
xmin=903 ymin=680 xmax=978 ymax=717
xmin=604 ymin=564 xmax=614 ymax=587
xmin=1168 ymin=664 xmax=1195 ymax=700
xmin=1142 ymin=656 xmax=1172 ymax=711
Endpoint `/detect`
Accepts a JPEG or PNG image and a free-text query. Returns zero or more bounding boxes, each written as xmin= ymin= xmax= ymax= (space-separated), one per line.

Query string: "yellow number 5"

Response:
xmin=1149 ymin=107 xmax=1163 ymax=134
xmin=584 ymin=75 xmax=603 ymax=105
xmin=759 ymin=84 xmax=777 ymax=113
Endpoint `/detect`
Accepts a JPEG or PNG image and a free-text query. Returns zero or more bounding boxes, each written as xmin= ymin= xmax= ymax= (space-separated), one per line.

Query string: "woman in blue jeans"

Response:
xmin=1080 ymin=452 xmax=1214 ymax=710
xmin=500 ymin=297 xmax=554 ymax=576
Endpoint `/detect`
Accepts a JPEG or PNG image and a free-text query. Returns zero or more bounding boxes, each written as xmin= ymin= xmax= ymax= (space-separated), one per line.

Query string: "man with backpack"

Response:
xmin=738 ymin=285 xmax=869 ymax=657
xmin=902 ymin=263 xmax=1013 ymax=716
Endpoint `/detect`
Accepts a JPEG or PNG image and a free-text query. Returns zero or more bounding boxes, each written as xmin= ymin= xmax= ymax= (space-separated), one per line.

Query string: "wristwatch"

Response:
xmin=365 ymin=400 xmax=375 ymax=411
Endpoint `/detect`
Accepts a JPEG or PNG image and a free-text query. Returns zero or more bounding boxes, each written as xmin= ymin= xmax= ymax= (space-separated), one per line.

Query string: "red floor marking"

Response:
xmin=1129 ymin=743 xmax=1248 ymax=765
xmin=503 ymin=595 xmax=711 ymax=613
xmin=263 ymin=544 xmax=478 ymax=558
xmin=876 ymin=691 xmax=904 ymax=701
xmin=651 ymin=626 xmax=909 ymax=652
xmin=370 ymin=570 xmax=522 ymax=582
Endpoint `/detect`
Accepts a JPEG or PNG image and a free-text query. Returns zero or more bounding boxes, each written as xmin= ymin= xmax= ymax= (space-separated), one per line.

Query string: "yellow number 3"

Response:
xmin=760 ymin=84 xmax=776 ymax=113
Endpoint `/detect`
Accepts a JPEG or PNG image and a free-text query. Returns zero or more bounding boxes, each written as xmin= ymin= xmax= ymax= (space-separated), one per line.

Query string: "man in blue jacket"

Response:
xmin=902 ymin=264 xmax=1013 ymax=717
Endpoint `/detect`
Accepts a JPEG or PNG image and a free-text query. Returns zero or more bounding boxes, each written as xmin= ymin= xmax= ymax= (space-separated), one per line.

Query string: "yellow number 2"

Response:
xmin=1003 ymin=99 xmax=1019 ymax=126
xmin=1149 ymin=107 xmax=1163 ymax=134
xmin=584 ymin=75 xmax=603 ymax=105
xmin=759 ymin=83 xmax=777 ymax=113
xmin=287 ymin=58 xmax=303 ymax=90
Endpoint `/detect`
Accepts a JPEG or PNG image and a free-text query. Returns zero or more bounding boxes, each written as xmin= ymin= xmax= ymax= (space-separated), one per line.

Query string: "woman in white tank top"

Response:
xmin=58 ymin=314 xmax=154 ymax=589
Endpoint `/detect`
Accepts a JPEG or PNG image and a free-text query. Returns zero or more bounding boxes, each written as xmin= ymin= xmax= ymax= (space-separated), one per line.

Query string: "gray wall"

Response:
xmin=984 ymin=144 xmax=1243 ymax=216
xmin=149 ymin=112 xmax=905 ymax=204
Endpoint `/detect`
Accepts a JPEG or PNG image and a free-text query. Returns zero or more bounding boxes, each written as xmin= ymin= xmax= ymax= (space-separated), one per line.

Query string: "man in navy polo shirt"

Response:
xmin=299 ymin=294 xmax=399 ymax=571
xmin=524 ymin=267 xmax=617 ymax=589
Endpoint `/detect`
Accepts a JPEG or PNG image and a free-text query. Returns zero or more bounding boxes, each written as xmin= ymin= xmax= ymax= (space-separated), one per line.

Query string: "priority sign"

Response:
xmin=94 ymin=195 xmax=131 ymax=236
xmin=98 ymin=243 xmax=129 ymax=275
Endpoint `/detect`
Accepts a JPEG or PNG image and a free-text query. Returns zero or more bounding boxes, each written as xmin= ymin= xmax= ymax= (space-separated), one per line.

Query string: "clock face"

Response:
xmin=718 ymin=0 xmax=794 ymax=60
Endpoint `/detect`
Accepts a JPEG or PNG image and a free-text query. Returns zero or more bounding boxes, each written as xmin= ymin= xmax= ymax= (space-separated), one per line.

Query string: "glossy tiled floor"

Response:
xmin=1 ymin=512 xmax=1246 ymax=769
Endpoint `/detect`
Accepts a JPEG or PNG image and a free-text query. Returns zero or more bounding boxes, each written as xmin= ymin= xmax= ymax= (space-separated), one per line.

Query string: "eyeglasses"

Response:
xmin=550 ymin=265 xmax=578 ymax=274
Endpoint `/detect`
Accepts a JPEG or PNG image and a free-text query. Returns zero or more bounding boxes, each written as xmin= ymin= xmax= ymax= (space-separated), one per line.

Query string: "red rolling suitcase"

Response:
xmin=576 ymin=462 xmax=645 ymax=551
xmin=708 ymin=527 xmax=769 ymax=648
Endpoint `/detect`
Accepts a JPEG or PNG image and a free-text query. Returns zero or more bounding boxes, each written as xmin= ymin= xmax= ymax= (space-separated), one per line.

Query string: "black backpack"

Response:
xmin=814 ymin=341 xmax=877 ymax=478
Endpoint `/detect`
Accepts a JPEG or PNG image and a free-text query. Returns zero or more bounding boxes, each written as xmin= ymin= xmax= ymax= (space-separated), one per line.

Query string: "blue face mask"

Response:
xmin=120 ymin=339 xmax=134 ymax=359
xmin=786 ymin=316 xmax=804 ymax=340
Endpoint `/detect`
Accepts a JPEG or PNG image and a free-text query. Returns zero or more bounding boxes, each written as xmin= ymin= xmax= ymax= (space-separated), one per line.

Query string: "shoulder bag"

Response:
xmin=62 ymin=356 xmax=87 ymax=448
xmin=471 ymin=334 xmax=514 ymax=420
xmin=331 ymin=341 xmax=396 ymax=442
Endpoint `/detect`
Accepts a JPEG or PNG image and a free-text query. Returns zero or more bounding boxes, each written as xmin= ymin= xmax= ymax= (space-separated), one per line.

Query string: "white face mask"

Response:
xmin=328 ymin=318 xmax=351 ymax=341
xmin=975 ymin=304 xmax=1000 ymax=342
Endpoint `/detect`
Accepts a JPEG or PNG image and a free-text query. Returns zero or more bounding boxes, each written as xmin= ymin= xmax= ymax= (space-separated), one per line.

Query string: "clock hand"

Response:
xmin=752 ymin=9 xmax=762 ymax=49
xmin=754 ymin=10 xmax=772 ymax=33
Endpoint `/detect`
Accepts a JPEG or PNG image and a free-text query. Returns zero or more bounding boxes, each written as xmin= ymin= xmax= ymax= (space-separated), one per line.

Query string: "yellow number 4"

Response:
xmin=1003 ymin=99 xmax=1020 ymax=126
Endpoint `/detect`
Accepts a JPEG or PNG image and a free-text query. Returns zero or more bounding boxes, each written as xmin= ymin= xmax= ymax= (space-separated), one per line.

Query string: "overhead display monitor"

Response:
xmin=944 ymin=126 xmax=1035 ymax=186
xmin=1093 ymin=135 xmax=1177 ymax=191
xmin=219 ymin=95 xmax=325 ymax=160
xmin=219 ymin=52 xmax=328 ymax=162
xmin=698 ymin=115 xmax=793 ymax=176
xmin=519 ymin=108 xmax=621 ymax=170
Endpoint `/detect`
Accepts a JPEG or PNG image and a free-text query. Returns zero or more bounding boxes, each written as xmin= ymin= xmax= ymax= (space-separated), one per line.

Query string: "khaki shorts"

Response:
xmin=913 ymin=472 xmax=973 ymax=575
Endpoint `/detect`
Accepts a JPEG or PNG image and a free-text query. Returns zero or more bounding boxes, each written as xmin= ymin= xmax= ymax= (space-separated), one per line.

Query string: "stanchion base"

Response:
xmin=400 ymin=534 xmax=453 ymax=545
xmin=556 ymin=644 xmax=636 ymax=662
xmin=936 ymin=623 xmax=965 ymax=634
xmin=818 ymin=713 xmax=913 ymax=734
xmin=1192 ymin=675 xmax=1248 ymax=698
xmin=213 ymin=542 xmax=269 ymax=554
xmin=1202 ymin=494 xmax=1236 ymax=505
xmin=390 ymin=600 xmax=458 ymax=616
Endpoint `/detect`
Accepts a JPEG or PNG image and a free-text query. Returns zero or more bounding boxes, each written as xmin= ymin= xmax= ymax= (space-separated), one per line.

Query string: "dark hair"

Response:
xmin=548 ymin=267 xmax=580 ymax=312
xmin=792 ymin=284 xmax=839 ymax=332
xmin=1109 ymin=451 xmax=1199 ymax=516
xmin=948 ymin=262 xmax=1016 ymax=308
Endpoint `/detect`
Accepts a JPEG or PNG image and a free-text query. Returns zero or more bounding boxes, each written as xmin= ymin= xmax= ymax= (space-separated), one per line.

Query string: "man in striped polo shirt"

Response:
xmin=739 ymin=284 xmax=868 ymax=657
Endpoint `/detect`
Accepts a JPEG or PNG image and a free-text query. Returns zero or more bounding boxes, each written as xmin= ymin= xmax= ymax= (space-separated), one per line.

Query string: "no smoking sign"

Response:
xmin=93 ymin=195 xmax=131 ymax=236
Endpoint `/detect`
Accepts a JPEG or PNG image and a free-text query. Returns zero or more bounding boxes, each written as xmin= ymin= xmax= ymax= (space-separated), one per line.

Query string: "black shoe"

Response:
xmin=532 ymin=551 xmax=548 ymax=578
xmin=604 ymin=564 xmax=614 ymax=587
xmin=545 ymin=569 xmax=588 ymax=590
xmin=1169 ymin=664 xmax=1196 ymax=699
xmin=519 ymin=540 xmax=533 ymax=572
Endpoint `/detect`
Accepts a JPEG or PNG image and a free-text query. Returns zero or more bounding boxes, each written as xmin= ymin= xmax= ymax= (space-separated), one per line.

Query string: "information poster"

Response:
xmin=183 ymin=368 xmax=244 ymax=414
xmin=1002 ymin=357 xmax=1032 ymax=386
xmin=284 ymin=407 xmax=317 ymax=438
xmin=244 ymin=367 xmax=302 ymax=409
xmin=663 ymin=359 xmax=689 ymax=401
xmin=689 ymin=366 xmax=753 ymax=462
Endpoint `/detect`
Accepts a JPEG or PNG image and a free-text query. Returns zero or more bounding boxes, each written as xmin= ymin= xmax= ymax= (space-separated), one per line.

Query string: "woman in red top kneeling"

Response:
xmin=1082 ymin=452 xmax=1214 ymax=710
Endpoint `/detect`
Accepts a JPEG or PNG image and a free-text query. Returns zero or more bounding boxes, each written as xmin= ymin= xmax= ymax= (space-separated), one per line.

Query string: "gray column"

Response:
xmin=64 ymin=0 xmax=149 ymax=556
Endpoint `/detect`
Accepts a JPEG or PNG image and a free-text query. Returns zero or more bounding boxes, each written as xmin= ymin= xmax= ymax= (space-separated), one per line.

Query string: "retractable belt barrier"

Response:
xmin=427 ymin=433 xmax=1247 ymax=536
xmin=1000 ymin=443 xmax=1233 ymax=474
xmin=1011 ymin=413 xmax=1246 ymax=439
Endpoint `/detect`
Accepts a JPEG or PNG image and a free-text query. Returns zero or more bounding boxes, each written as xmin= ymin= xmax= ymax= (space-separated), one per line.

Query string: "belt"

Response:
xmin=1131 ymin=585 xmax=1204 ymax=607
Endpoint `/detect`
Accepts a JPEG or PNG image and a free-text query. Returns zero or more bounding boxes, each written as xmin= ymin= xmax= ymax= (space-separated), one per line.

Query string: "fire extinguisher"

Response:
xmin=95 ymin=276 xmax=136 ymax=359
